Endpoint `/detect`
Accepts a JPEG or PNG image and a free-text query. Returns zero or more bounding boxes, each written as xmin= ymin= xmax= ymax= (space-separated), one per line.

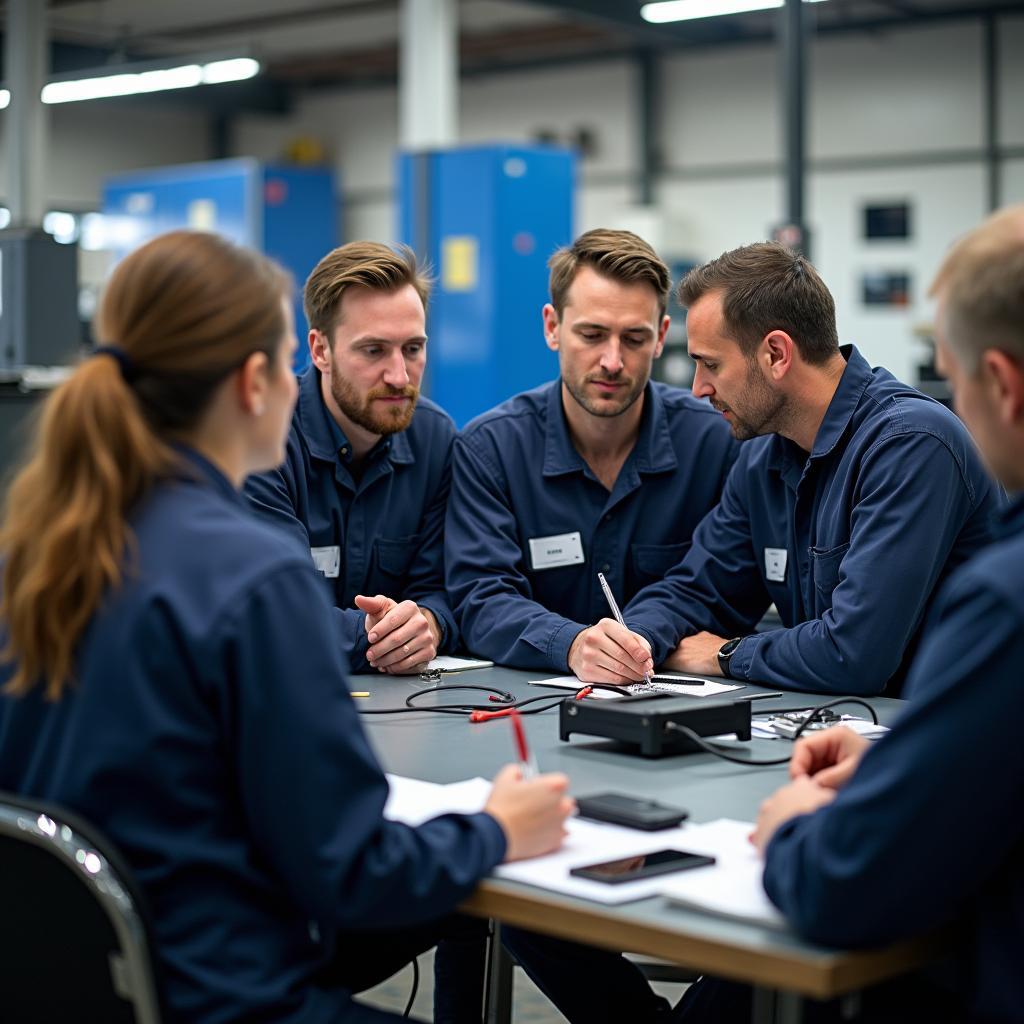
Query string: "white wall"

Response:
xmin=0 ymin=103 xmax=209 ymax=209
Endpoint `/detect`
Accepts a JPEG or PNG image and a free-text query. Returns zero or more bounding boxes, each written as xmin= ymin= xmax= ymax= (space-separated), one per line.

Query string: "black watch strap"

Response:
xmin=717 ymin=637 xmax=743 ymax=678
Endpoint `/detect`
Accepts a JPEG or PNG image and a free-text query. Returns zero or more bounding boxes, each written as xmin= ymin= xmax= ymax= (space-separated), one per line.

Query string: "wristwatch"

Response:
xmin=717 ymin=637 xmax=744 ymax=678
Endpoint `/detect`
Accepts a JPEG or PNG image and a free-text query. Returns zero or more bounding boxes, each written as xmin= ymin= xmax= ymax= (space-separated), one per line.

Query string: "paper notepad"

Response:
xmin=529 ymin=675 xmax=740 ymax=699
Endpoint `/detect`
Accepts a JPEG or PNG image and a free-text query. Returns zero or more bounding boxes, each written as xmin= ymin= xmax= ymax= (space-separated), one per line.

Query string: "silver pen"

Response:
xmin=596 ymin=571 xmax=653 ymax=686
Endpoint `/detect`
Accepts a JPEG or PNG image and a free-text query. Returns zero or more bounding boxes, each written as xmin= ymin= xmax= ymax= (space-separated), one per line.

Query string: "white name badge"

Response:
xmin=765 ymin=547 xmax=788 ymax=583
xmin=310 ymin=545 xmax=341 ymax=579
xmin=528 ymin=531 xmax=585 ymax=571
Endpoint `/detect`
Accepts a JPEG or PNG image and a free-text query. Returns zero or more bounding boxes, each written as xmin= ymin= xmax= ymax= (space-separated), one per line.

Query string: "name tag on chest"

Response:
xmin=310 ymin=545 xmax=341 ymax=579
xmin=529 ymin=531 xmax=585 ymax=571
xmin=764 ymin=547 xmax=788 ymax=583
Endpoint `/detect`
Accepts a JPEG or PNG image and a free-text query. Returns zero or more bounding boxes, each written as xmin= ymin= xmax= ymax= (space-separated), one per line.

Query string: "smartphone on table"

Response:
xmin=569 ymin=849 xmax=715 ymax=884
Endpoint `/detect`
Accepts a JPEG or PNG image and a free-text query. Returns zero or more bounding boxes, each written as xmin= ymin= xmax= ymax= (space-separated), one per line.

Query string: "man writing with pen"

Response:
xmin=576 ymin=241 xmax=998 ymax=697
xmin=445 ymin=228 xmax=737 ymax=678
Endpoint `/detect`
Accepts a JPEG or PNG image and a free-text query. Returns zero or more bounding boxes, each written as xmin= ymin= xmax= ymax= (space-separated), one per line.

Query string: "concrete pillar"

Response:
xmin=399 ymin=0 xmax=457 ymax=149
xmin=5 ymin=0 xmax=49 ymax=225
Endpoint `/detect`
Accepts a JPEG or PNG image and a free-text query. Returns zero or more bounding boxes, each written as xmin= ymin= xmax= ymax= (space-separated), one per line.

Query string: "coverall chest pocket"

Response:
xmin=631 ymin=541 xmax=691 ymax=585
xmin=810 ymin=541 xmax=850 ymax=607
xmin=374 ymin=535 xmax=420 ymax=583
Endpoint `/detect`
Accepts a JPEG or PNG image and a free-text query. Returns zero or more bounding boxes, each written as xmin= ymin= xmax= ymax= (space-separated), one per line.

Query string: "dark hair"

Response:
xmin=679 ymin=241 xmax=839 ymax=364
xmin=548 ymin=228 xmax=671 ymax=319
xmin=1 ymin=230 xmax=291 ymax=699
xmin=304 ymin=241 xmax=431 ymax=337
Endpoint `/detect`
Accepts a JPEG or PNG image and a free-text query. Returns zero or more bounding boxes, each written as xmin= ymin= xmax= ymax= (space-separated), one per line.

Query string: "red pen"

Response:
xmin=509 ymin=709 xmax=538 ymax=779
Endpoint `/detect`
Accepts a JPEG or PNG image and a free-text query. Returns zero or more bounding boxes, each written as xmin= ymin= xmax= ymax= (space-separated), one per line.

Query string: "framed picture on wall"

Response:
xmin=863 ymin=202 xmax=911 ymax=241
xmin=861 ymin=271 xmax=912 ymax=307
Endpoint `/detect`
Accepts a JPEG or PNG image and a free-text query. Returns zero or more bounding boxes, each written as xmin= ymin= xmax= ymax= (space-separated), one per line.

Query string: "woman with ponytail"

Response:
xmin=0 ymin=231 xmax=571 ymax=1024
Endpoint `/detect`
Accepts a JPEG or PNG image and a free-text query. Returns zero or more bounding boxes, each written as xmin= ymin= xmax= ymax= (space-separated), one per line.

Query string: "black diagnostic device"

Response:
xmin=560 ymin=692 xmax=752 ymax=757
xmin=570 ymin=848 xmax=716 ymax=884
xmin=575 ymin=792 xmax=688 ymax=831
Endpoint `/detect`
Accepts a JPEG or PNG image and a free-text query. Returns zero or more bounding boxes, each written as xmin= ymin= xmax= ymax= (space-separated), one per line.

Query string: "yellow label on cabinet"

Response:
xmin=442 ymin=236 xmax=478 ymax=292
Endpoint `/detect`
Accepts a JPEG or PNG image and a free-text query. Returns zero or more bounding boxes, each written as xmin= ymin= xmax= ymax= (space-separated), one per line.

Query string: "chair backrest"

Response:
xmin=0 ymin=791 xmax=163 ymax=1023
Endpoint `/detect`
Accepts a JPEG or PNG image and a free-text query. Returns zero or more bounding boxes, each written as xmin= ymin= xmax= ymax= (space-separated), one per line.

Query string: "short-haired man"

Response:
xmin=682 ymin=205 xmax=1024 ymax=1024
xmin=247 ymin=242 xmax=455 ymax=674
xmin=445 ymin=229 xmax=737 ymax=675
xmin=611 ymin=241 xmax=1001 ymax=695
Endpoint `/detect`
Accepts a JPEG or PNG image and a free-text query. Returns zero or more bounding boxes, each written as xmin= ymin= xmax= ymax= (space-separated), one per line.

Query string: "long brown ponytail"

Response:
xmin=1 ymin=230 xmax=290 ymax=699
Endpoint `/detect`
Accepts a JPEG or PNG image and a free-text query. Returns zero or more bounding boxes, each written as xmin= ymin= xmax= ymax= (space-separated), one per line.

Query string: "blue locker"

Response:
xmin=102 ymin=159 xmax=339 ymax=372
xmin=398 ymin=144 xmax=575 ymax=426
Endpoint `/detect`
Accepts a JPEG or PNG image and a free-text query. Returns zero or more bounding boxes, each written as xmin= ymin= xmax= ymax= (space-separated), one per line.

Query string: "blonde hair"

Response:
xmin=930 ymin=205 xmax=1024 ymax=371
xmin=548 ymin=229 xmax=670 ymax=319
xmin=1 ymin=230 xmax=291 ymax=699
xmin=303 ymin=241 xmax=431 ymax=337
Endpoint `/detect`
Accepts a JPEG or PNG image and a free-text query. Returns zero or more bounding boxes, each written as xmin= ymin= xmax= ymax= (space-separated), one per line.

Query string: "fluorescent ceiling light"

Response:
xmin=201 ymin=58 xmax=261 ymax=84
xmin=641 ymin=0 xmax=827 ymax=23
xmin=1 ymin=56 xmax=263 ymax=106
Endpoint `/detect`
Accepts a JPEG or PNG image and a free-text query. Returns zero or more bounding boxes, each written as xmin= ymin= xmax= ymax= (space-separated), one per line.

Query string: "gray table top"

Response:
xmin=351 ymin=667 xmax=922 ymax=997
xmin=354 ymin=667 xmax=903 ymax=818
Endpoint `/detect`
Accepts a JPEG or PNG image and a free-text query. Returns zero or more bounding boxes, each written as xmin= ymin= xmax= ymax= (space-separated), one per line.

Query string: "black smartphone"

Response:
xmin=570 ymin=849 xmax=716 ymax=884
xmin=575 ymin=792 xmax=688 ymax=831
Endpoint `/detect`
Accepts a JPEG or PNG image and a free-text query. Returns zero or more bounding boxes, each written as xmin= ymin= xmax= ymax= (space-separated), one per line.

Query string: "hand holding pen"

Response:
xmin=566 ymin=573 xmax=655 ymax=686
xmin=483 ymin=714 xmax=574 ymax=861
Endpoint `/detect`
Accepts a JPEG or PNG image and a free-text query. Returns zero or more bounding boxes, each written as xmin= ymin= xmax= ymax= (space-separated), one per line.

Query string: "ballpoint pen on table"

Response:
xmin=597 ymin=571 xmax=653 ymax=686
xmin=509 ymin=709 xmax=538 ymax=778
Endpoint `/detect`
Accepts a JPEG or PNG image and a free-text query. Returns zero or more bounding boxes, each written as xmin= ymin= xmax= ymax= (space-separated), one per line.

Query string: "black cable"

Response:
xmin=403 ymin=956 xmax=419 ymax=1018
xmin=355 ymin=683 xmax=565 ymax=717
xmin=664 ymin=698 xmax=881 ymax=767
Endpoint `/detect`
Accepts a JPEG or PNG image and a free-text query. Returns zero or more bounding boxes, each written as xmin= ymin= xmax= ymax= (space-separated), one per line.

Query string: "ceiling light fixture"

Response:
xmin=641 ymin=0 xmax=827 ymax=24
xmin=42 ymin=56 xmax=260 ymax=104
xmin=0 ymin=56 xmax=260 ymax=108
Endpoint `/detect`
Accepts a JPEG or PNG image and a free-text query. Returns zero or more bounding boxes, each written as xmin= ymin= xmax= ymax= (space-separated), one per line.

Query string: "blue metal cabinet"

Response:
xmin=102 ymin=159 xmax=338 ymax=372
xmin=398 ymin=144 xmax=575 ymax=426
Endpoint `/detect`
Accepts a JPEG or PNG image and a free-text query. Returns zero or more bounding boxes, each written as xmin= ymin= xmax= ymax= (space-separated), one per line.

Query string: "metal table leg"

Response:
xmin=484 ymin=922 xmax=514 ymax=1024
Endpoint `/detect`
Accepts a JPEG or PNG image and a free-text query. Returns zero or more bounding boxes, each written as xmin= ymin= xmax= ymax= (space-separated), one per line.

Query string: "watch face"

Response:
xmin=720 ymin=638 xmax=742 ymax=657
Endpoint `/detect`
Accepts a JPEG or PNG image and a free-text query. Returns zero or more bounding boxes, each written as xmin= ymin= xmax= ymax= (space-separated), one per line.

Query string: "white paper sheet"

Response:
xmin=383 ymin=774 xmax=491 ymax=826
xmin=529 ymin=675 xmax=741 ymax=699
xmin=659 ymin=819 xmax=786 ymax=929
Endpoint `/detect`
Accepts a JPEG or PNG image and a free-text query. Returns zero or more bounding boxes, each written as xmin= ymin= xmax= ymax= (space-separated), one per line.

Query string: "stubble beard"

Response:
xmin=563 ymin=372 xmax=647 ymax=419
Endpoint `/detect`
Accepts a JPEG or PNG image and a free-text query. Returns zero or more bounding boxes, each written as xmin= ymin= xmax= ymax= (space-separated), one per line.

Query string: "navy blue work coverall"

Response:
xmin=0 ymin=451 xmax=505 ymax=1024
xmin=762 ymin=491 xmax=1024 ymax=1024
xmin=625 ymin=346 xmax=1000 ymax=694
xmin=445 ymin=379 xmax=737 ymax=670
xmin=246 ymin=367 xmax=458 ymax=671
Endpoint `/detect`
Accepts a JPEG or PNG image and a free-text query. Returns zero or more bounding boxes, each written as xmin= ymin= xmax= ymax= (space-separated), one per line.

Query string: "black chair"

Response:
xmin=0 ymin=791 xmax=164 ymax=1022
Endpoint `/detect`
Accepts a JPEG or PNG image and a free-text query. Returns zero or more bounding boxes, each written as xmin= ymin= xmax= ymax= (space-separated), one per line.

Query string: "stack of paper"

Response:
xmin=659 ymin=819 xmax=786 ymax=929
xmin=382 ymin=775 xmax=786 ymax=926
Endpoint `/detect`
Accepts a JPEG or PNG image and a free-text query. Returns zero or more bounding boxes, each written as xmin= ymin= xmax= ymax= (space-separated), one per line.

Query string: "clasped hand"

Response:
xmin=355 ymin=594 xmax=441 ymax=674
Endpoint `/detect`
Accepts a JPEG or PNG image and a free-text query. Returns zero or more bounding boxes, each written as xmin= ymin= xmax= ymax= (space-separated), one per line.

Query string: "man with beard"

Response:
xmin=445 ymin=229 xmax=737 ymax=676
xmin=247 ymin=241 xmax=455 ymax=676
xmin=614 ymin=241 xmax=1000 ymax=696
